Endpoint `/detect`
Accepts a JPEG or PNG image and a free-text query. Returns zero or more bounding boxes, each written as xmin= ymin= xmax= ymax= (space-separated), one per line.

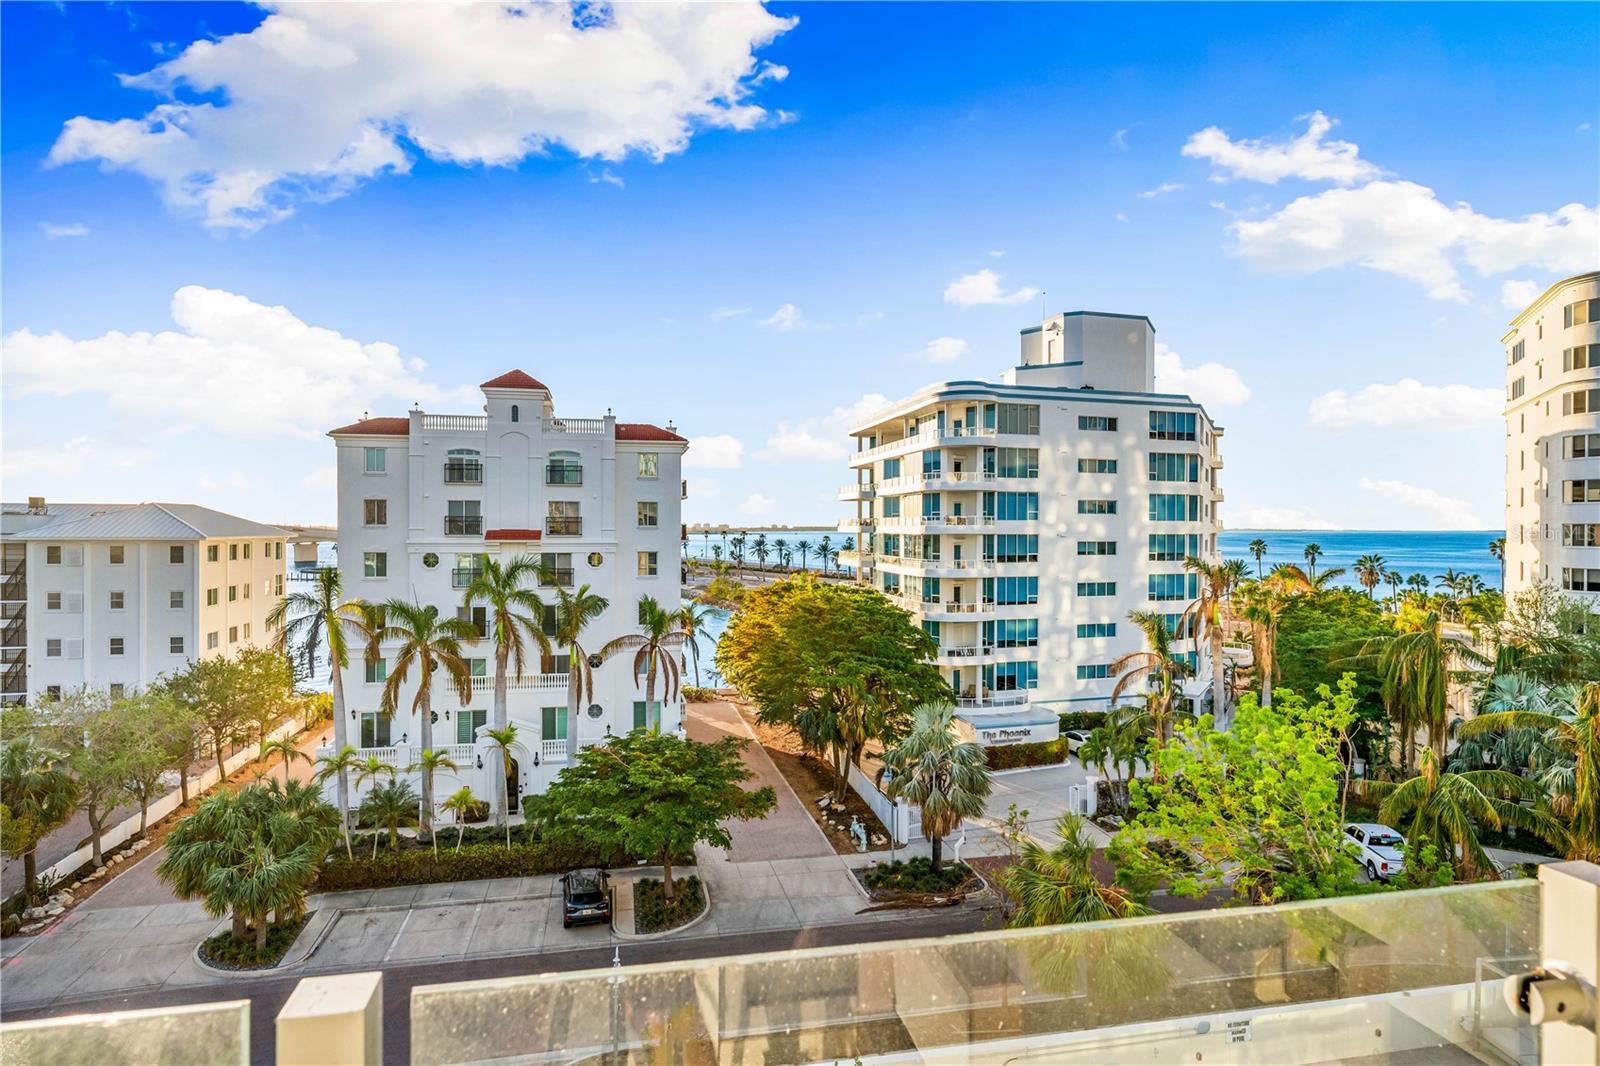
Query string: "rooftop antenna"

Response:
xmin=1039 ymin=290 xmax=1047 ymax=323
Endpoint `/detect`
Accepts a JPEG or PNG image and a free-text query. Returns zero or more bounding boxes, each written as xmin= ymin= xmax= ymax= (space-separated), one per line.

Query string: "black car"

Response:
xmin=561 ymin=868 xmax=612 ymax=929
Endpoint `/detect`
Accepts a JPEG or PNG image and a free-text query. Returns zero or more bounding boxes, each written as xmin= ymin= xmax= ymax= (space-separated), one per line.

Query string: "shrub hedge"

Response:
xmin=864 ymin=857 xmax=973 ymax=893
xmin=200 ymin=913 xmax=310 ymax=969
xmin=986 ymin=739 xmax=1068 ymax=770
xmin=634 ymin=876 xmax=706 ymax=934
xmin=1058 ymin=711 xmax=1108 ymax=732
xmin=318 ymin=840 xmax=618 ymax=891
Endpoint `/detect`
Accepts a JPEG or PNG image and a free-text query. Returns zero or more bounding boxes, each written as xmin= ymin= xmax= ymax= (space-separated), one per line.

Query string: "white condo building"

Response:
xmin=1 ymin=500 xmax=288 ymax=706
xmin=840 ymin=312 xmax=1223 ymax=744
xmin=1503 ymin=271 xmax=1600 ymax=602
xmin=326 ymin=370 xmax=688 ymax=811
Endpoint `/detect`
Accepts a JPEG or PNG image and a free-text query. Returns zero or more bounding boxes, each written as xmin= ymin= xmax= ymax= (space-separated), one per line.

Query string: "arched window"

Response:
xmin=511 ymin=404 xmax=520 ymax=422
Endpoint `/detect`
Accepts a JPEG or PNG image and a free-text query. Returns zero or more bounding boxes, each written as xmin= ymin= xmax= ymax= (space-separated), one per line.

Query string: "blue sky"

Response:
xmin=3 ymin=2 xmax=1596 ymax=529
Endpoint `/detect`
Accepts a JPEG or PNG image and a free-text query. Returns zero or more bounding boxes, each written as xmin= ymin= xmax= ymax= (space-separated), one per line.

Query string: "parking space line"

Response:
xmin=381 ymin=908 xmax=415 ymax=964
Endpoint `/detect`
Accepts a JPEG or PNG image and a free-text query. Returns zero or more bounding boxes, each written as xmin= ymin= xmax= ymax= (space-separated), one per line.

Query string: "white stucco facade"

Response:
xmin=840 ymin=312 xmax=1224 ymax=743
xmin=1 ymin=501 xmax=287 ymax=706
xmin=1503 ymin=271 xmax=1600 ymax=602
xmin=325 ymin=370 xmax=687 ymax=812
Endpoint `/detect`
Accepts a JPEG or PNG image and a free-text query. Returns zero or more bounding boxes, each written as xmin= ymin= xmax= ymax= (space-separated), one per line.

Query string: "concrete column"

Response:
xmin=276 ymin=972 xmax=382 ymax=1066
xmin=1539 ymin=861 xmax=1600 ymax=1065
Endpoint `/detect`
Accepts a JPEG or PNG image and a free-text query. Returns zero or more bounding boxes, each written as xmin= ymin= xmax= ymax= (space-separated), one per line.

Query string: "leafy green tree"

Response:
xmin=528 ymin=730 xmax=775 ymax=900
xmin=358 ymin=779 xmax=421 ymax=856
xmin=460 ymin=553 xmax=552 ymax=828
xmin=1077 ymin=711 xmax=1142 ymax=815
xmin=49 ymin=688 xmax=141 ymax=867
xmin=877 ymin=704 xmax=992 ymax=873
xmin=716 ymin=576 xmax=949 ymax=801
xmin=1005 ymin=813 xmax=1146 ymax=927
xmin=117 ymin=689 xmax=192 ymax=834
xmin=1110 ymin=678 xmax=1367 ymax=904
xmin=1274 ymin=588 xmax=1389 ymax=759
xmin=234 ymin=647 xmax=297 ymax=759
xmin=1109 ymin=611 xmax=1192 ymax=742
xmin=603 ymin=595 xmax=685 ymax=730
xmin=0 ymin=731 xmax=80 ymax=900
xmin=165 ymin=656 xmax=252 ymax=782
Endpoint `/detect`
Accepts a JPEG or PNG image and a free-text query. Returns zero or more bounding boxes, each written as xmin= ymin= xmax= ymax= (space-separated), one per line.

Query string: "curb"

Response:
xmin=190 ymin=907 xmax=333 ymax=978
xmin=612 ymin=871 xmax=712 ymax=941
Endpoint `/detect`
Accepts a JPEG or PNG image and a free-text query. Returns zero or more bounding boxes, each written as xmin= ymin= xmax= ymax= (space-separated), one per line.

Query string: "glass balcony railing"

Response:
xmin=0 ymin=999 xmax=249 ymax=1065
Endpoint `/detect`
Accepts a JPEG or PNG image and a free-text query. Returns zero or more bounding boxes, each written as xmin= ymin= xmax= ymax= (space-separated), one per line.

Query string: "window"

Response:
xmin=1078 ymin=499 xmax=1117 ymax=515
xmin=170 ymin=636 xmax=185 ymax=655
xmin=1510 ymin=377 xmax=1526 ymax=401
xmin=361 ymin=712 xmax=392 ymax=748
xmin=881 ymin=571 xmax=901 ymax=594
xmin=984 ymin=492 xmax=1039 ymax=520
xmin=1564 ymin=433 xmax=1600 ymax=458
xmin=983 ymin=534 xmax=1038 ymax=563
xmin=1079 ymin=415 xmax=1118 ymax=432
xmin=364 ymin=499 xmax=388 ymax=526
xmin=1077 ymin=541 xmax=1117 ymax=556
xmin=547 ymin=500 xmax=582 ymax=536
xmin=275 ymin=542 xmax=282 ymax=560
xmin=275 ymin=574 xmax=284 ymax=596
xmin=457 ymin=605 xmax=488 ymax=638
xmin=364 ymin=447 xmax=387 ymax=473
xmin=1149 ymin=453 xmax=1200 ymax=482
xmin=365 ymin=658 xmax=388 ymax=684
xmin=1149 ymin=494 xmax=1201 ymax=522
xmin=540 ymin=552 xmax=574 ymax=587
xmin=229 ymin=544 xmax=238 ymax=561
xmin=457 ymin=709 xmax=487 ymax=744
xmin=1562 ymin=524 xmax=1600 ymax=547
xmin=638 ymin=551 xmax=659 ymax=577
xmin=638 ymin=452 xmax=659 ymax=478
xmin=109 ymin=545 xmax=125 ymax=565
xmin=1510 ymin=340 xmax=1525 ymax=364
xmin=1564 ymin=297 xmax=1600 ymax=327
xmin=985 ymin=618 xmax=1039 ymax=648
xmin=206 ymin=587 xmax=219 ymax=607
xmin=207 ymin=545 xmax=219 ymax=562
xmin=1149 ymin=533 xmax=1200 ymax=561
xmin=882 ymin=458 xmax=902 ymax=479
xmin=637 ymin=501 xmax=659 ymax=528
xmin=1149 ymin=411 xmax=1198 ymax=441
xmin=1077 ymin=458 xmax=1117 ymax=474
xmin=881 ymin=496 xmax=902 ymax=518
xmin=46 ymin=639 xmax=61 ymax=658
xmin=1076 ymin=581 xmax=1117 ymax=596
xmin=510 ymin=404 xmax=520 ymax=422
xmin=228 ymin=626 xmax=239 ymax=643
xmin=986 ymin=661 xmax=1038 ymax=691
xmin=364 ymin=552 xmax=388 ymax=578
xmin=995 ymin=403 xmax=1040 ymax=435
xmin=1562 ymin=569 xmax=1600 ymax=593
xmin=468 ymin=658 xmax=488 ymax=678
xmin=109 ymin=637 xmax=125 ymax=656
xmin=171 ymin=545 xmax=186 ymax=564
xmin=446 ymin=500 xmax=483 ymax=536
xmin=46 ymin=546 xmax=61 ymax=565
xmin=228 ymin=585 xmax=238 ymax=602
xmin=633 ymin=701 xmax=661 ymax=731
xmin=109 ymin=590 xmax=125 ymax=610
xmin=243 ymin=543 xmax=251 ymax=560
xmin=994 ymin=448 xmax=1039 ymax=478
xmin=541 ymin=705 xmax=568 ymax=741
xmin=207 ymin=631 xmax=219 ymax=650
xmin=242 ymin=583 xmax=250 ymax=600
xmin=46 ymin=592 xmax=61 ymax=611
xmin=1076 ymin=622 xmax=1117 ymax=638
xmin=1563 ymin=388 xmax=1600 ymax=415
xmin=1563 ymin=345 xmax=1599 ymax=372
xmin=983 ymin=576 xmax=1038 ymax=605
xmin=1566 ymin=481 xmax=1600 ymax=503
xmin=1149 ymin=573 xmax=1197 ymax=601
xmin=1076 ymin=664 xmax=1113 ymax=680
xmin=546 ymin=451 xmax=582 ymax=485
xmin=45 ymin=686 xmax=61 ymax=700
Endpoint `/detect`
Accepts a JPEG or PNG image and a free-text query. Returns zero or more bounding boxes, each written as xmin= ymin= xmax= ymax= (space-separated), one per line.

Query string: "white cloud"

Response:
xmin=1501 ymin=279 xmax=1541 ymax=311
xmin=1110 ymin=127 xmax=1131 ymax=151
xmin=1114 ymin=212 xmax=1129 ymax=223
xmin=855 ymin=311 xmax=886 ymax=326
xmin=739 ymin=492 xmax=777 ymax=518
xmin=302 ymin=466 xmax=338 ymax=491
xmin=1359 ymin=478 xmax=1484 ymax=530
xmin=906 ymin=337 xmax=969 ymax=365
xmin=1230 ymin=180 xmax=1597 ymax=301
xmin=759 ymin=303 xmax=803 ymax=330
xmin=40 ymin=222 xmax=89 ymax=238
xmin=691 ymin=478 xmax=722 ymax=500
xmin=47 ymin=3 xmax=795 ymax=230
xmin=1307 ymin=378 xmax=1501 ymax=429
xmin=1 ymin=436 xmax=154 ymax=486
xmin=988 ymin=249 xmax=1006 ymax=258
xmin=1181 ymin=110 xmax=1382 ymax=186
xmin=2 ymin=285 xmax=469 ymax=439
xmin=759 ymin=393 xmax=894 ymax=462
xmin=684 ymin=433 xmax=744 ymax=469
xmin=1153 ymin=342 xmax=1251 ymax=408
xmin=588 ymin=169 xmax=625 ymax=188
xmin=943 ymin=268 xmax=1038 ymax=308
xmin=708 ymin=307 xmax=750 ymax=321
xmin=1136 ymin=182 xmax=1183 ymax=199
xmin=1227 ymin=505 xmax=1339 ymax=531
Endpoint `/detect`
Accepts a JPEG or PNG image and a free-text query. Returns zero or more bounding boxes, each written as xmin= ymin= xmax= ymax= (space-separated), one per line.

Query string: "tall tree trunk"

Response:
xmin=930 ymin=833 xmax=943 ymax=873
xmin=255 ymin=915 xmax=269 ymax=951
xmin=23 ymin=849 xmax=37 ymax=900
xmin=567 ymin=655 xmax=581 ymax=761
xmin=645 ymin=664 xmax=656 ymax=731
xmin=214 ymin=735 xmax=227 ymax=783
xmin=88 ymin=804 xmax=104 ymax=867
xmin=493 ymin=644 xmax=509 ymax=829
xmin=1210 ymin=628 xmax=1227 ymax=730
xmin=179 ymin=758 xmax=191 ymax=806
xmin=138 ymin=795 xmax=149 ymax=836
xmin=329 ymin=649 xmax=352 ymax=831
xmin=232 ymin=911 xmax=247 ymax=941
xmin=418 ymin=686 xmax=435 ymax=842
xmin=662 ymin=851 xmax=676 ymax=901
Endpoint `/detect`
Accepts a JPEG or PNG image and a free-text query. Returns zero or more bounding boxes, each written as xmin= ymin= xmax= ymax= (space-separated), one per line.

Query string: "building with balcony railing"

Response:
xmin=842 ymin=312 xmax=1224 ymax=744
xmin=0 ymin=499 xmax=288 ymax=706
xmin=326 ymin=369 xmax=688 ymax=813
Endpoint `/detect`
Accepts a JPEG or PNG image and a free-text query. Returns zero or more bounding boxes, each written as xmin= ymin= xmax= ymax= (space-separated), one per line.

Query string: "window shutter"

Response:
xmin=64 ymin=592 xmax=84 ymax=613
xmin=64 ymin=638 xmax=84 ymax=659
xmin=64 ymin=545 xmax=84 ymax=566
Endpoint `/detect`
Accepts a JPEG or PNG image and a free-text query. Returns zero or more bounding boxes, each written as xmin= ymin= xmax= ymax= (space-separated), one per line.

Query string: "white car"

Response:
xmin=1345 ymin=822 xmax=1406 ymax=881
xmin=1062 ymin=730 xmax=1091 ymax=754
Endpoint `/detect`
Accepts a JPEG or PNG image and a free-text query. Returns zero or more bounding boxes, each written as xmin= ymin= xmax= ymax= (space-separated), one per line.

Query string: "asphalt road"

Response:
xmin=1 ymin=908 xmax=988 ymax=1064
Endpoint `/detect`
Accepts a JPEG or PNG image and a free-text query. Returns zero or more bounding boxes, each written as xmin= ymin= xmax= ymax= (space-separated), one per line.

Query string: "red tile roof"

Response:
xmin=328 ymin=416 xmax=410 ymax=436
xmin=484 ymin=528 xmax=542 ymax=541
xmin=615 ymin=422 xmax=687 ymax=443
xmin=480 ymin=370 xmax=550 ymax=391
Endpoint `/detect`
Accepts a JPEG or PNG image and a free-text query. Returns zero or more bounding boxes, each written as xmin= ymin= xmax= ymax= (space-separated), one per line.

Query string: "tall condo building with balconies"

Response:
xmin=326 ymin=370 xmax=688 ymax=811
xmin=1504 ymin=271 xmax=1600 ymax=601
xmin=840 ymin=312 xmax=1224 ymax=745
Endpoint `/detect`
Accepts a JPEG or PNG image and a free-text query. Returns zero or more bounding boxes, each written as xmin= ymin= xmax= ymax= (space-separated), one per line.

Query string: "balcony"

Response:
xmin=544 ymin=465 xmax=582 ymax=486
xmin=1 ymin=619 xmax=25 ymax=649
xmin=545 ymin=417 xmax=606 ymax=435
xmin=539 ymin=738 xmax=569 ymax=763
xmin=422 ymin=413 xmax=487 ymax=432
xmin=451 ymin=568 xmax=484 ymax=589
xmin=443 ymin=460 xmax=483 ymax=484
xmin=545 ymin=517 xmax=582 ymax=537
xmin=838 ymin=482 xmax=876 ymax=501
xmin=955 ymin=689 xmax=1030 ymax=708
xmin=936 ymin=642 xmax=993 ymax=660
xmin=444 ymin=516 xmax=484 ymax=536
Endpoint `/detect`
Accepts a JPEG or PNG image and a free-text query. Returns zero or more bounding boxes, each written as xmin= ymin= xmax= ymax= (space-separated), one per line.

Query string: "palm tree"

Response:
xmin=313 ymin=746 xmax=363 ymax=858
xmin=549 ymin=584 xmax=611 ymax=761
xmin=266 ymin=567 xmax=379 ymax=831
xmin=1406 ymin=572 xmax=1430 ymax=598
xmin=1435 ymin=569 xmax=1468 ymax=600
xmin=359 ymin=779 xmax=421 ymax=857
xmin=261 ymin=737 xmax=309 ymax=785
xmin=0 ymin=736 xmax=80 ymax=901
xmin=1462 ymin=681 xmax=1600 ymax=862
xmin=1354 ymin=554 xmax=1387 ymax=599
xmin=1303 ymin=542 xmax=1324 ymax=578
xmin=378 ymin=600 xmax=477 ymax=842
xmin=603 ymin=596 xmax=685 ymax=731
xmin=1005 ymin=813 xmax=1148 ymax=927
xmin=878 ymin=704 xmax=992 ymax=873
xmin=818 ymin=535 xmax=833 ymax=575
xmin=1274 ymin=561 xmax=1348 ymax=594
xmin=773 ymin=537 xmax=789 ymax=572
xmin=677 ymin=602 xmax=717 ymax=687
xmin=1077 ymin=714 xmax=1142 ymax=815
xmin=752 ymin=533 xmax=770 ymax=578
xmin=1357 ymin=750 xmax=1563 ymax=880
xmin=1489 ymin=536 xmax=1507 ymax=590
xmin=353 ymin=752 xmax=395 ymax=795
xmin=1384 ymin=570 xmax=1404 ymax=610
xmin=408 ymin=749 xmax=459 ymax=855
xmin=1109 ymin=611 xmax=1194 ymax=742
xmin=1181 ymin=557 xmax=1247 ymax=728
xmin=1355 ymin=610 xmax=1485 ymax=770
xmin=729 ymin=533 xmax=747 ymax=576
xmin=710 ymin=544 xmax=724 ymax=564
xmin=460 ymin=553 xmax=552 ymax=829
xmin=1248 ymin=537 xmax=1269 ymax=578
xmin=484 ymin=725 xmax=520 ymax=849
xmin=441 ymin=786 xmax=477 ymax=853
xmin=794 ymin=539 xmax=813 ymax=571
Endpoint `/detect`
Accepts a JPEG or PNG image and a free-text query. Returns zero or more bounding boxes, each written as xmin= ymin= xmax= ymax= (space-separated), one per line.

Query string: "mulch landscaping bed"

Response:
xmin=732 ymin=703 xmax=893 ymax=855
xmin=199 ymin=911 xmax=312 ymax=970
xmin=634 ymin=876 xmax=706 ymax=934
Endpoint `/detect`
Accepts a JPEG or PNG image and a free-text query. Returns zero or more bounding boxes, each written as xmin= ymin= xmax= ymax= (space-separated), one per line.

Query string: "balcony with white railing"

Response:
xmin=955 ymin=689 xmax=1030 ymax=708
xmin=545 ymin=417 xmax=606 ymax=435
xmin=421 ymin=413 xmax=488 ymax=433
xmin=935 ymin=642 xmax=993 ymax=661
xmin=504 ymin=673 xmax=571 ymax=692
xmin=838 ymin=482 xmax=876 ymax=501
xmin=539 ymin=738 xmax=569 ymax=763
